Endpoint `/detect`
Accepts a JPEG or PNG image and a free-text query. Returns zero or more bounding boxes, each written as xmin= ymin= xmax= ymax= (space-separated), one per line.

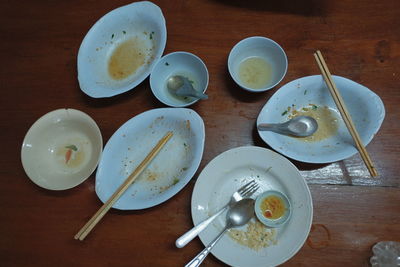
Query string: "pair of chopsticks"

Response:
xmin=313 ymin=50 xmax=378 ymax=177
xmin=74 ymin=131 xmax=174 ymax=241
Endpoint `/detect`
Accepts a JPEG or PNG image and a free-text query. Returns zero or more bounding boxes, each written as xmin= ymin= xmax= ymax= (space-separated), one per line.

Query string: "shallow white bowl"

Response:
xmin=95 ymin=108 xmax=205 ymax=210
xmin=228 ymin=36 xmax=287 ymax=92
xmin=257 ymin=75 xmax=385 ymax=163
xmin=150 ymin=51 xmax=209 ymax=107
xmin=21 ymin=109 xmax=103 ymax=190
xmin=77 ymin=1 xmax=167 ymax=98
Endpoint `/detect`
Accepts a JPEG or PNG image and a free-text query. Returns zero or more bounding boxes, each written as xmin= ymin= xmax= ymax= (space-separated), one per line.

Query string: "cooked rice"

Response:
xmin=228 ymin=220 xmax=277 ymax=251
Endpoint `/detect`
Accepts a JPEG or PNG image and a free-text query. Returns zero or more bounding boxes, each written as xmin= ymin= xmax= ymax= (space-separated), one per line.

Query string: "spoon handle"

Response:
xmin=257 ymin=123 xmax=280 ymax=131
xmin=257 ymin=123 xmax=292 ymax=135
xmin=190 ymin=91 xmax=208 ymax=100
xmin=175 ymin=205 xmax=228 ymax=248
xmin=185 ymin=227 xmax=229 ymax=267
xmin=175 ymin=89 xmax=208 ymax=100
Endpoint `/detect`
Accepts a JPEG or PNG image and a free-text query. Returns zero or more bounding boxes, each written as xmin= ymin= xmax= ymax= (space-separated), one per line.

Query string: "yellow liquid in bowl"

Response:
xmin=238 ymin=57 xmax=272 ymax=89
xmin=260 ymin=195 xmax=286 ymax=220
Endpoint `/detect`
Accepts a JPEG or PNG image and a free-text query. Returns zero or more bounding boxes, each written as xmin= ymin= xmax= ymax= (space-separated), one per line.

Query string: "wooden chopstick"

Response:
xmin=313 ymin=50 xmax=378 ymax=177
xmin=74 ymin=131 xmax=174 ymax=241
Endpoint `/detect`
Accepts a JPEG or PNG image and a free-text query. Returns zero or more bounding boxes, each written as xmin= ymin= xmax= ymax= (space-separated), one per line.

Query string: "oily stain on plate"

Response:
xmin=108 ymin=34 xmax=155 ymax=80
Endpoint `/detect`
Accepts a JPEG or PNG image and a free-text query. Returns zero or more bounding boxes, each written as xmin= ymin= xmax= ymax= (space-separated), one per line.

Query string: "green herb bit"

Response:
xmin=111 ymin=33 xmax=114 ymax=39
xmin=149 ymin=31 xmax=155 ymax=40
xmin=304 ymin=90 xmax=307 ymax=95
xmin=122 ymin=30 xmax=126 ymax=34
xmin=65 ymin=145 xmax=78 ymax=151
xmin=165 ymin=62 xmax=169 ymax=66
xmin=172 ymin=177 xmax=179 ymax=185
xmin=183 ymin=142 xmax=187 ymax=147
xmin=311 ymin=104 xmax=318 ymax=110
xmin=188 ymin=79 xmax=194 ymax=84
xmin=281 ymin=110 xmax=288 ymax=116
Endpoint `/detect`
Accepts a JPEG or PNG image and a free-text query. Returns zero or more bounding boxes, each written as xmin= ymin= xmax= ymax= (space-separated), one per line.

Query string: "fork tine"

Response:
xmin=241 ymin=183 xmax=260 ymax=197
xmin=237 ymin=180 xmax=256 ymax=194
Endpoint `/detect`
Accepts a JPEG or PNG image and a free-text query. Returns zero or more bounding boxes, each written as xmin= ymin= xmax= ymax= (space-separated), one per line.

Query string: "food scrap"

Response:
xmin=229 ymin=220 xmax=277 ymax=251
xmin=65 ymin=145 xmax=78 ymax=164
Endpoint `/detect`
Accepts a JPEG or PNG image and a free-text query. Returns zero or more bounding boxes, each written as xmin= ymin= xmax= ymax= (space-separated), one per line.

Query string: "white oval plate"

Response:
xmin=21 ymin=109 xmax=103 ymax=190
xmin=257 ymin=75 xmax=385 ymax=163
xmin=96 ymin=108 xmax=205 ymax=210
xmin=192 ymin=146 xmax=313 ymax=267
xmin=77 ymin=1 xmax=167 ymax=98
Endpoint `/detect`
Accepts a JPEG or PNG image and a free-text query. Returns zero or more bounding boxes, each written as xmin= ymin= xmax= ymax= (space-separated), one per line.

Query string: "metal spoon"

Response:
xmin=257 ymin=116 xmax=318 ymax=137
xmin=185 ymin=198 xmax=254 ymax=267
xmin=167 ymin=75 xmax=208 ymax=100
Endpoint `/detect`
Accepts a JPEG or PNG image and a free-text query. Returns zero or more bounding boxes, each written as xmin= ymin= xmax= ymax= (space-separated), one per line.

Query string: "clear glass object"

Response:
xmin=370 ymin=241 xmax=400 ymax=267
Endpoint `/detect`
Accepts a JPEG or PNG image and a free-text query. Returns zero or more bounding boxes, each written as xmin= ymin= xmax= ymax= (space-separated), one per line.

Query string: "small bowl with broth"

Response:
xmin=228 ymin=36 xmax=288 ymax=92
xmin=77 ymin=1 xmax=167 ymax=98
xmin=255 ymin=190 xmax=292 ymax=228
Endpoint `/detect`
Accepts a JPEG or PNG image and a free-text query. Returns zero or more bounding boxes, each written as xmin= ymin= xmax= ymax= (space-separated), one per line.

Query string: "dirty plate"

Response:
xmin=95 ymin=108 xmax=205 ymax=210
xmin=191 ymin=146 xmax=312 ymax=267
xmin=257 ymin=75 xmax=385 ymax=163
xmin=77 ymin=1 xmax=167 ymax=98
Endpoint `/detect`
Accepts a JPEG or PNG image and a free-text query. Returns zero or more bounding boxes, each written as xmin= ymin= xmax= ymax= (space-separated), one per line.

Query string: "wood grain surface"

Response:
xmin=1 ymin=0 xmax=399 ymax=266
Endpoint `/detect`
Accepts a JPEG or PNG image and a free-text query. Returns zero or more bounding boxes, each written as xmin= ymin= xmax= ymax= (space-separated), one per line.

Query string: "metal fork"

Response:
xmin=175 ymin=180 xmax=259 ymax=248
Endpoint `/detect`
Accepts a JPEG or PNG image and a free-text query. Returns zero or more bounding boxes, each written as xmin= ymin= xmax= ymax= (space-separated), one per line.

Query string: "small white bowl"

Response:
xmin=255 ymin=190 xmax=291 ymax=228
xmin=77 ymin=1 xmax=167 ymax=98
xmin=150 ymin=51 xmax=209 ymax=107
xmin=228 ymin=36 xmax=288 ymax=92
xmin=21 ymin=109 xmax=103 ymax=190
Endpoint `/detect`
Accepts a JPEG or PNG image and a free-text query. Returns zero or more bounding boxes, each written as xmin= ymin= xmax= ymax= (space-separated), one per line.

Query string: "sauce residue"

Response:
xmin=238 ymin=56 xmax=272 ymax=89
xmin=289 ymin=105 xmax=339 ymax=142
xmin=108 ymin=37 xmax=147 ymax=80
xmin=56 ymin=144 xmax=85 ymax=168
xmin=260 ymin=195 xmax=286 ymax=220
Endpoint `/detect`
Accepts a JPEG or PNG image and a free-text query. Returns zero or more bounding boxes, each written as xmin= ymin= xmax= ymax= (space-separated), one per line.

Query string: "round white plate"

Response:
xmin=191 ymin=146 xmax=313 ymax=267
xmin=77 ymin=1 xmax=167 ymax=98
xmin=96 ymin=108 xmax=205 ymax=210
xmin=21 ymin=109 xmax=103 ymax=190
xmin=257 ymin=75 xmax=385 ymax=163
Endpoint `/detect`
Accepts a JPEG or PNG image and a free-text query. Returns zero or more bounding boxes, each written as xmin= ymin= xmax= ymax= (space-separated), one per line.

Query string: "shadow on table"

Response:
xmin=78 ymin=79 xmax=161 ymax=109
xmin=212 ymin=0 xmax=329 ymax=16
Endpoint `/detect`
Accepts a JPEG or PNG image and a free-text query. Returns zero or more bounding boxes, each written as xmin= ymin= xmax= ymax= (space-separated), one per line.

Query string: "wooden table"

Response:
xmin=1 ymin=0 xmax=399 ymax=266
